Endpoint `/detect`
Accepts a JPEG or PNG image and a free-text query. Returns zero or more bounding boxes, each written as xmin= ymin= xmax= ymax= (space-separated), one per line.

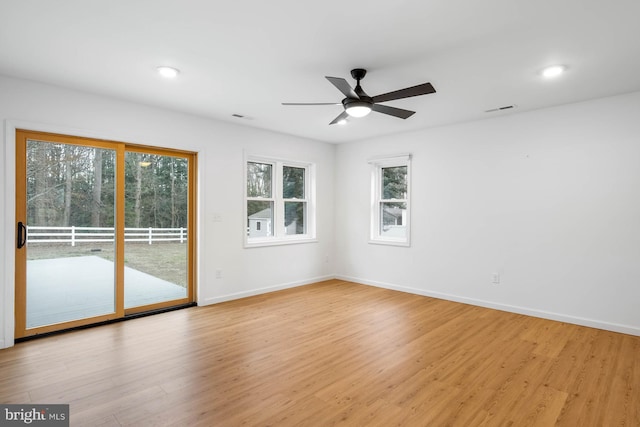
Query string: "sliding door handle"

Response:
xmin=17 ymin=221 xmax=27 ymax=249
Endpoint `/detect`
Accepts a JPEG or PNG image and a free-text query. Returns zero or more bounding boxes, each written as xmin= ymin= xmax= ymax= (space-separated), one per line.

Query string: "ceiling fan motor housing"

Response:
xmin=344 ymin=68 xmax=372 ymax=115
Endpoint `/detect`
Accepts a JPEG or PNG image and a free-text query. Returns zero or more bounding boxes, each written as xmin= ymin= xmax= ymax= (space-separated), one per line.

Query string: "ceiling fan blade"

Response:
xmin=371 ymin=82 xmax=436 ymax=103
xmin=325 ymin=76 xmax=358 ymax=99
xmin=329 ymin=110 xmax=349 ymax=125
xmin=282 ymin=102 xmax=341 ymax=105
xmin=371 ymin=103 xmax=415 ymax=119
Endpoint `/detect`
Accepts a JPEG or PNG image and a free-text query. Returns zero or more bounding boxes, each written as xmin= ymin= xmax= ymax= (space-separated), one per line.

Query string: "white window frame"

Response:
xmin=244 ymin=154 xmax=316 ymax=247
xmin=369 ymin=154 xmax=411 ymax=246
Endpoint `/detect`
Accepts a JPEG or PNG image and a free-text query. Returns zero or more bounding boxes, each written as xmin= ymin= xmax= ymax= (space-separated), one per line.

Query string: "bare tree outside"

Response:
xmin=91 ymin=150 xmax=103 ymax=227
xmin=25 ymin=142 xmax=189 ymax=230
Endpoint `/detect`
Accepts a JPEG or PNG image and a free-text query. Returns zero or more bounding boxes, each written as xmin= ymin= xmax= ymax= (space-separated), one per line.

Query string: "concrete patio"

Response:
xmin=26 ymin=255 xmax=187 ymax=328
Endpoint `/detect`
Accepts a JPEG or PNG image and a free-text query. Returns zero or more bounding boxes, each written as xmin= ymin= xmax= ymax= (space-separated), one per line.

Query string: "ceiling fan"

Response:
xmin=282 ymin=68 xmax=436 ymax=125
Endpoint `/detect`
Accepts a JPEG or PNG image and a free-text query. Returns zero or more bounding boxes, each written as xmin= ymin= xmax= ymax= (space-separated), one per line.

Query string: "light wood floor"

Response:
xmin=1 ymin=280 xmax=638 ymax=426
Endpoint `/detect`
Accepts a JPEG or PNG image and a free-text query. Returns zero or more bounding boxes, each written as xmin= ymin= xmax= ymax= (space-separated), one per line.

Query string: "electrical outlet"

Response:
xmin=216 ymin=269 xmax=223 ymax=279
xmin=492 ymin=273 xmax=500 ymax=284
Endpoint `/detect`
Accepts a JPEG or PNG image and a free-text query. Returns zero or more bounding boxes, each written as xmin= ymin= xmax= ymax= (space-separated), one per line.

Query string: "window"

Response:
xmin=370 ymin=154 xmax=411 ymax=246
xmin=245 ymin=156 xmax=315 ymax=246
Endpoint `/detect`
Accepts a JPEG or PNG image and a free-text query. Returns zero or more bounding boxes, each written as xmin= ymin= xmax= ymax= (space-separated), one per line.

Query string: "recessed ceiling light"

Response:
xmin=157 ymin=66 xmax=180 ymax=79
xmin=541 ymin=65 xmax=566 ymax=78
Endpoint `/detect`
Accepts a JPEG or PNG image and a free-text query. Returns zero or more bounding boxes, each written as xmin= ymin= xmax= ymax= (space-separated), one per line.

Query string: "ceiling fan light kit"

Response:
xmin=282 ymin=68 xmax=436 ymax=125
xmin=344 ymin=100 xmax=372 ymax=117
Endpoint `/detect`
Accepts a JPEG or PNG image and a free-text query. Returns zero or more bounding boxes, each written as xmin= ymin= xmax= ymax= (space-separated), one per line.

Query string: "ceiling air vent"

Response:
xmin=485 ymin=105 xmax=517 ymax=113
xmin=232 ymin=113 xmax=254 ymax=120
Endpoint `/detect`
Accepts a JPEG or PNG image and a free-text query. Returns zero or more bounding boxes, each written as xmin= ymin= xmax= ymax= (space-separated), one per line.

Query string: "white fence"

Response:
xmin=27 ymin=226 xmax=187 ymax=246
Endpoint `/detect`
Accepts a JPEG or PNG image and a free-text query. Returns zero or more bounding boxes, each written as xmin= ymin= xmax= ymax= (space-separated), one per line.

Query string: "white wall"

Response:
xmin=335 ymin=91 xmax=640 ymax=336
xmin=2 ymin=74 xmax=639 ymax=349
xmin=0 ymin=75 xmax=336 ymax=348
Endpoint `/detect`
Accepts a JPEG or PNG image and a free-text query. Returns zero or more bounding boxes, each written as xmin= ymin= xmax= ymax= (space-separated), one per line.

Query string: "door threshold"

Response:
xmin=15 ymin=302 xmax=197 ymax=343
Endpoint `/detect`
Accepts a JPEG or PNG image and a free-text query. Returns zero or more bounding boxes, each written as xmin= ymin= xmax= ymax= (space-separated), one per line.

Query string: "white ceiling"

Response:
xmin=2 ymin=0 xmax=640 ymax=143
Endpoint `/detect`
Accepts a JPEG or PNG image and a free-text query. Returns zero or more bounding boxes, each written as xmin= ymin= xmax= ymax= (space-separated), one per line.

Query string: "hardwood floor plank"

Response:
xmin=1 ymin=279 xmax=638 ymax=426
xmin=0 ymin=390 xmax=31 ymax=404
xmin=73 ymin=386 xmax=167 ymax=426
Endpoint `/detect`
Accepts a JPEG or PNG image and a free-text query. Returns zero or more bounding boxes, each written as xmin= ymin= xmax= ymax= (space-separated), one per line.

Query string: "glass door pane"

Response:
xmin=123 ymin=152 xmax=189 ymax=309
xmin=25 ymin=139 xmax=117 ymax=328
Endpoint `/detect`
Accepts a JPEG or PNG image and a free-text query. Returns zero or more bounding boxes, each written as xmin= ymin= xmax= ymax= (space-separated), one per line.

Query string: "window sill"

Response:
xmin=245 ymin=237 xmax=318 ymax=248
xmin=368 ymin=239 xmax=410 ymax=247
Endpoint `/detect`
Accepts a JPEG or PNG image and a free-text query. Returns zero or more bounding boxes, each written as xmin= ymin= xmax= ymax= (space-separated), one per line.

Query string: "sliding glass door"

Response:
xmin=17 ymin=137 xmax=120 ymax=330
xmin=15 ymin=130 xmax=196 ymax=338
xmin=123 ymin=150 xmax=191 ymax=312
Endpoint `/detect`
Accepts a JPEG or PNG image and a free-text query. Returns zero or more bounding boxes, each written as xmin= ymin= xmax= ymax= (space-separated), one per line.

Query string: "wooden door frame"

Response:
xmin=14 ymin=130 xmax=197 ymax=338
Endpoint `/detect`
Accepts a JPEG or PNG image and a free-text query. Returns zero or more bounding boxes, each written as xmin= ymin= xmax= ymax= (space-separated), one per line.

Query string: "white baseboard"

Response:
xmin=200 ymin=274 xmax=335 ymax=306
xmin=336 ymin=275 xmax=640 ymax=337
